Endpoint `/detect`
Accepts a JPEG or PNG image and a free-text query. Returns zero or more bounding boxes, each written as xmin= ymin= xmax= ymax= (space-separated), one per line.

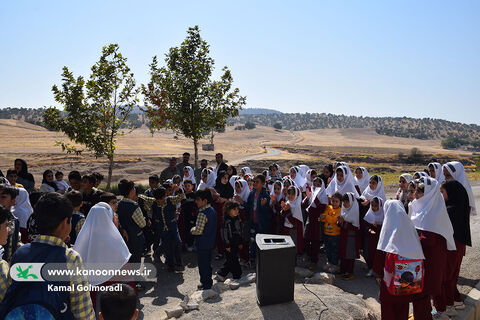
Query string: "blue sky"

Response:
xmin=1 ymin=1 xmax=479 ymax=124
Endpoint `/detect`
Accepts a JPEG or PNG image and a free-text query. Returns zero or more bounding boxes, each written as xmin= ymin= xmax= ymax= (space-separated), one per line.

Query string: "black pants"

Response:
xmin=198 ymin=249 xmax=213 ymax=289
xmin=218 ymin=246 xmax=242 ymax=279
xmin=128 ymin=233 xmax=145 ymax=264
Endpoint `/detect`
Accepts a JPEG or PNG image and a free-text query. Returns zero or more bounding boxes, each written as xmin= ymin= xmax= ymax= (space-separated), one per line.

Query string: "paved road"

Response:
xmin=229 ymin=148 xmax=281 ymax=166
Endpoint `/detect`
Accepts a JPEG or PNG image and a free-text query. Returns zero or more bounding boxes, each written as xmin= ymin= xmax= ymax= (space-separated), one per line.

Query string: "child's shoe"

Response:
xmin=445 ymin=306 xmax=458 ymax=317
xmin=342 ymin=273 xmax=355 ymax=280
xmin=454 ymin=301 xmax=465 ymax=310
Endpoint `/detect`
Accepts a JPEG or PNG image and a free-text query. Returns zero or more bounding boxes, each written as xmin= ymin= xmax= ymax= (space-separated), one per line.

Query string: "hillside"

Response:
xmin=2 ymin=107 xmax=479 ymax=150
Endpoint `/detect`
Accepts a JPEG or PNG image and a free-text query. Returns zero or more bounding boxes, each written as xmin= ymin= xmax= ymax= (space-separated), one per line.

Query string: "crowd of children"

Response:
xmin=0 ymin=155 xmax=475 ymax=320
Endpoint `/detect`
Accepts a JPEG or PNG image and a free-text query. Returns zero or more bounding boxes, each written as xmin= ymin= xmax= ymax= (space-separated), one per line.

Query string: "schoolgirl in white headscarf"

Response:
xmin=283 ymin=186 xmax=305 ymax=254
xmin=182 ymin=166 xmax=196 ymax=186
xmin=307 ymin=178 xmax=328 ymax=211
xmin=197 ymin=168 xmax=216 ymax=190
xmin=361 ymin=175 xmax=386 ymax=202
xmin=364 ymin=197 xmax=385 ymax=225
xmin=229 ymin=175 xmax=240 ymax=189
xmin=305 ymin=169 xmax=317 ymax=191
xmin=326 ymin=166 xmax=359 ymax=197
xmin=413 ymin=171 xmax=428 ymax=179
xmin=240 ymin=167 xmax=252 ymax=177
xmin=73 ymin=202 xmax=131 ymax=286
xmin=289 ymin=166 xmax=307 ymax=192
xmin=354 ymin=167 xmax=370 ymax=194
xmin=408 ymin=177 xmax=456 ymax=251
xmin=233 ymin=179 xmax=250 ymax=205
xmin=341 ymin=192 xmax=360 ymax=228
xmin=11 ymin=187 xmax=33 ymax=229
xmin=443 ymin=161 xmax=476 ymax=216
xmin=428 ymin=162 xmax=444 ymax=184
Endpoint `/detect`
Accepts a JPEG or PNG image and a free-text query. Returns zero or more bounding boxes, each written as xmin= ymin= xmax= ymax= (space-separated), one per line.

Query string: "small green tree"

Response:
xmin=43 ymin=44 xmax=138 ymax=190
xmin=142 ymin=26 xmax=246 ymax=168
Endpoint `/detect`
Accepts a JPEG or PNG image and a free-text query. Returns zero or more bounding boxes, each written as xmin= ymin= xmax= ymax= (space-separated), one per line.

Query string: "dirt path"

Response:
xmin=229 ymin=148 xmax=282 ymax=166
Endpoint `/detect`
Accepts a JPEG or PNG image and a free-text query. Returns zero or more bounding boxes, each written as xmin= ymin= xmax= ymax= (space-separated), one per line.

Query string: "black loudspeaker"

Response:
xmin=255 ymin=234 xmax=296 ymax=306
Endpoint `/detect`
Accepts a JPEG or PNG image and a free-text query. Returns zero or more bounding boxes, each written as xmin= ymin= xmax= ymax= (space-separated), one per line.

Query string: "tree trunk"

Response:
xmin=193 ymin=138 xmax=198 ymax=169
xmin=106 ymin=154 xmax=114 ymax=191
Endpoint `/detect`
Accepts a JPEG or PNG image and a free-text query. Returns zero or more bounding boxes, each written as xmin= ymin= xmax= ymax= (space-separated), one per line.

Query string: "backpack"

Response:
xmin=383 ymin=254 xmax=424 ymax=296
xmin=0 ymin=243 xmax=74 ymax=320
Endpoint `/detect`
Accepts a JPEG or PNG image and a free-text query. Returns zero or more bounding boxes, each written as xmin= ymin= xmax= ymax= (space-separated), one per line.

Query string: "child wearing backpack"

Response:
xmin=0 ymin=193 xmax=95 ymax=319
xmin=375 ymin=200 xmax=427 ymax=320
xmin=65 ymin=190 xmax=85 ymax=246
xmin=191 ymin=189 xmax=218 ymax=290
xmin=0 ymin=204 xmax=11 ymax=301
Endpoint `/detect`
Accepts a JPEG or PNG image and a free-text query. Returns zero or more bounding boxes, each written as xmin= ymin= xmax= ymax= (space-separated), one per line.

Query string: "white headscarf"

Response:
xmin=182 ymin=166 xmax=196 ymax=186
xmin=73 ymin=202 xmax=131 ymax=285
xmin=272 ymin=181 xmax=284 ymax=202
xmin=428 ymin=162 xmax=444 ymax=184
xmin=197 ymin=168 xmax=216 ymax=190
xmin=305 ymin=169 xmax=316 ymax=189
xmin=443 ymin=161 xmax=476 ymax=216
xmin=340 ymin=192 xmax=360 ymax=228
xmin=308 ymin=179 xmax=328 ymax=209
xmin=361 ymin=175 xmax=386 ymax=201
xmin=234 ymin=179 xmax=250 ymax=203
xmin=11 ymin=187 xmax=33 ymax=228
xmin=229 ymin=175 xmax=240 ymax=189
xmin=241 ymin=167 xmax=252 ymax=177
xmin=326 ymin=166 xmax=359 ymax=197
xmin=285 ymin=186 xmax=303 ymax=228
xmin=363 ymin=197 xmax=384 ymax=225
xmin=377 ymin=200 xmax=425 ymax=259
xmin=290 ymin=167 xmax=306 ymax=192
xmin=354 ymin=167 xmax=370 ymax=194
xmin=408 ymin=177 xmax=456 ymax=251
xmin=413 ymin=171 xmax=428 ymax=179
xmin=298 ymin=165 xmax=310 ymax=178
xmin=400 ymin=173 xmax=413 ymax=184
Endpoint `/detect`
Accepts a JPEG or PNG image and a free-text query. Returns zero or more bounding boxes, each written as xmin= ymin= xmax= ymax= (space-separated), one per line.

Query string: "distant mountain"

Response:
xmin=239 ymin=108 xmax=283 ymax=115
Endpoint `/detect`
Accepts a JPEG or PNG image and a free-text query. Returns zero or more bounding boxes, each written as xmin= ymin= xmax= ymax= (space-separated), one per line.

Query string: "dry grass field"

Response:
xmin=0 ymin=119 xmax=476 ymax=187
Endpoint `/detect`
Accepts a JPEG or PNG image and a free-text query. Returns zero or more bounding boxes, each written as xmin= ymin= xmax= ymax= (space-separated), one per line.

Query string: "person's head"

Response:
xmin=313 ymin=177 xmax=322 ymax=188
xmin=217 ymin=171 xmax=229 ymax=185
xmin=428 ymin=164 xmax=436 ymax=178
xmin=224 ymin=200 xmax=240 ymax=218
xmin=81 ymin=174 xmax=96 ymax=191
xmin=153 ymin=187 xmax=167 ymax=204
xmin=183 ymin=167 xmax=191 ymax=178
xmin=215 ymin=153 xmax=223 ymax=164
xmin=172 ymin=175 xmax=182 ymax=186
xmin=169 ymin=157 xmax=176 ymax=169
xmin=162 ymin=181 xmax=173 ymax=196
xmin=183 ymin=180 xmax=194 ymax=193
xmin=226 ymin=165 xmax=236 ymax=177
xmin=54 ymin=171 xmax=64 ymax=181
xmin=201 ymin=169 xmax=209 ymax=183
xmin=200 ymin=159 xmax=208 ymax=169
xmin=369 ymin=175 xmax=380 ymax=191
xmin=35 ymin=193 xmax=73 ymax=240
xmin=355 ymin=167 xmax=363 ymax=180
xmin=118 ymin=179 xmax=136 ymax=199
xmin=42 ymin=170 xmax=54 ymax=184
xmin=443 ymin=167 xmax=453 ymax=180
xmin=335 ymin=167 xmax=345 ymax=183
xmin=273 ymin=181 xmax=282 ymax=195
xmin=235 ymin=181 xmax=243 ymax=194
xmin=399 ymin=176 xmax=408 ymax=190
xmin=413 ymin=172 xmax=423 ymax=180
xmin=253 ymin=174 xmax=265 ymax=192
xmin=99 ymin=283 xmax=138 ymax=320
xmin=68 ymin=171 xmax=82 ymax=191
xmin=92 ymin=172 xmax=104 ymax=188
xmin=415 ymin=182 xmax=425 ymax=199
xmin=331 ymin=192 xmax=342 ymax=209
xmin=269 ymin=164 xmax=278 ymax=177
xmin=289 ymin=167 xmax=297 ymax=179
xmin=308 ymin=169 xmax=318 ymax=181
xmin=29 ymin=191 xmax=44 ymax=209
xmin=195 ymin=189 xmax=212 ymax=208
xmin=407 ymin=181 xmax=417 ymax=202
xmin=14 ymin=159 xmax=25 ymax=173
xmin=323 ymin=164 xmax=333 ymax=178
xmin=341 ymin=193 xmax=351 ymax=209
xmin=6 ymin=169 xmax=18 ymax=185
xmin=440 ymin=182 xmax=448 ymax=201
xmin=287 ymin=186 xmax=297 ymax=201
xmin=371 ymin=197 xmax=380 ymax=212
xmin=0 ymin=184 xmax=18 ymax=209
xmin=65 ymin=190 xmax=83 ymax=210
xmin=148 ymin=174 xmax=160 ymax=189
xmin=0 ymin=205 xmax=11 ymax=246
xmin=182 ymin=152 xmax=190 ymax=164
xmin=100 ymin=192 xmax=118 ymax=212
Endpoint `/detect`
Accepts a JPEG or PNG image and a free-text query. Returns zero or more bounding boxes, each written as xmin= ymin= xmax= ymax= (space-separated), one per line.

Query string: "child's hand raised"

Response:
xmin=283 ymin=203 xmax=291 ymax=211
xmin=261 ymin=197 xmax=268 ymax=206
xmin=337 ymin=215 xmax=344 ymax=224
xmin=226 ymin=247 xmax=231 ymax=252
xmin=172 ymin=184 xmax=180 ymax=191
xmin=234 ymin=195 xmax=243 ymax=204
